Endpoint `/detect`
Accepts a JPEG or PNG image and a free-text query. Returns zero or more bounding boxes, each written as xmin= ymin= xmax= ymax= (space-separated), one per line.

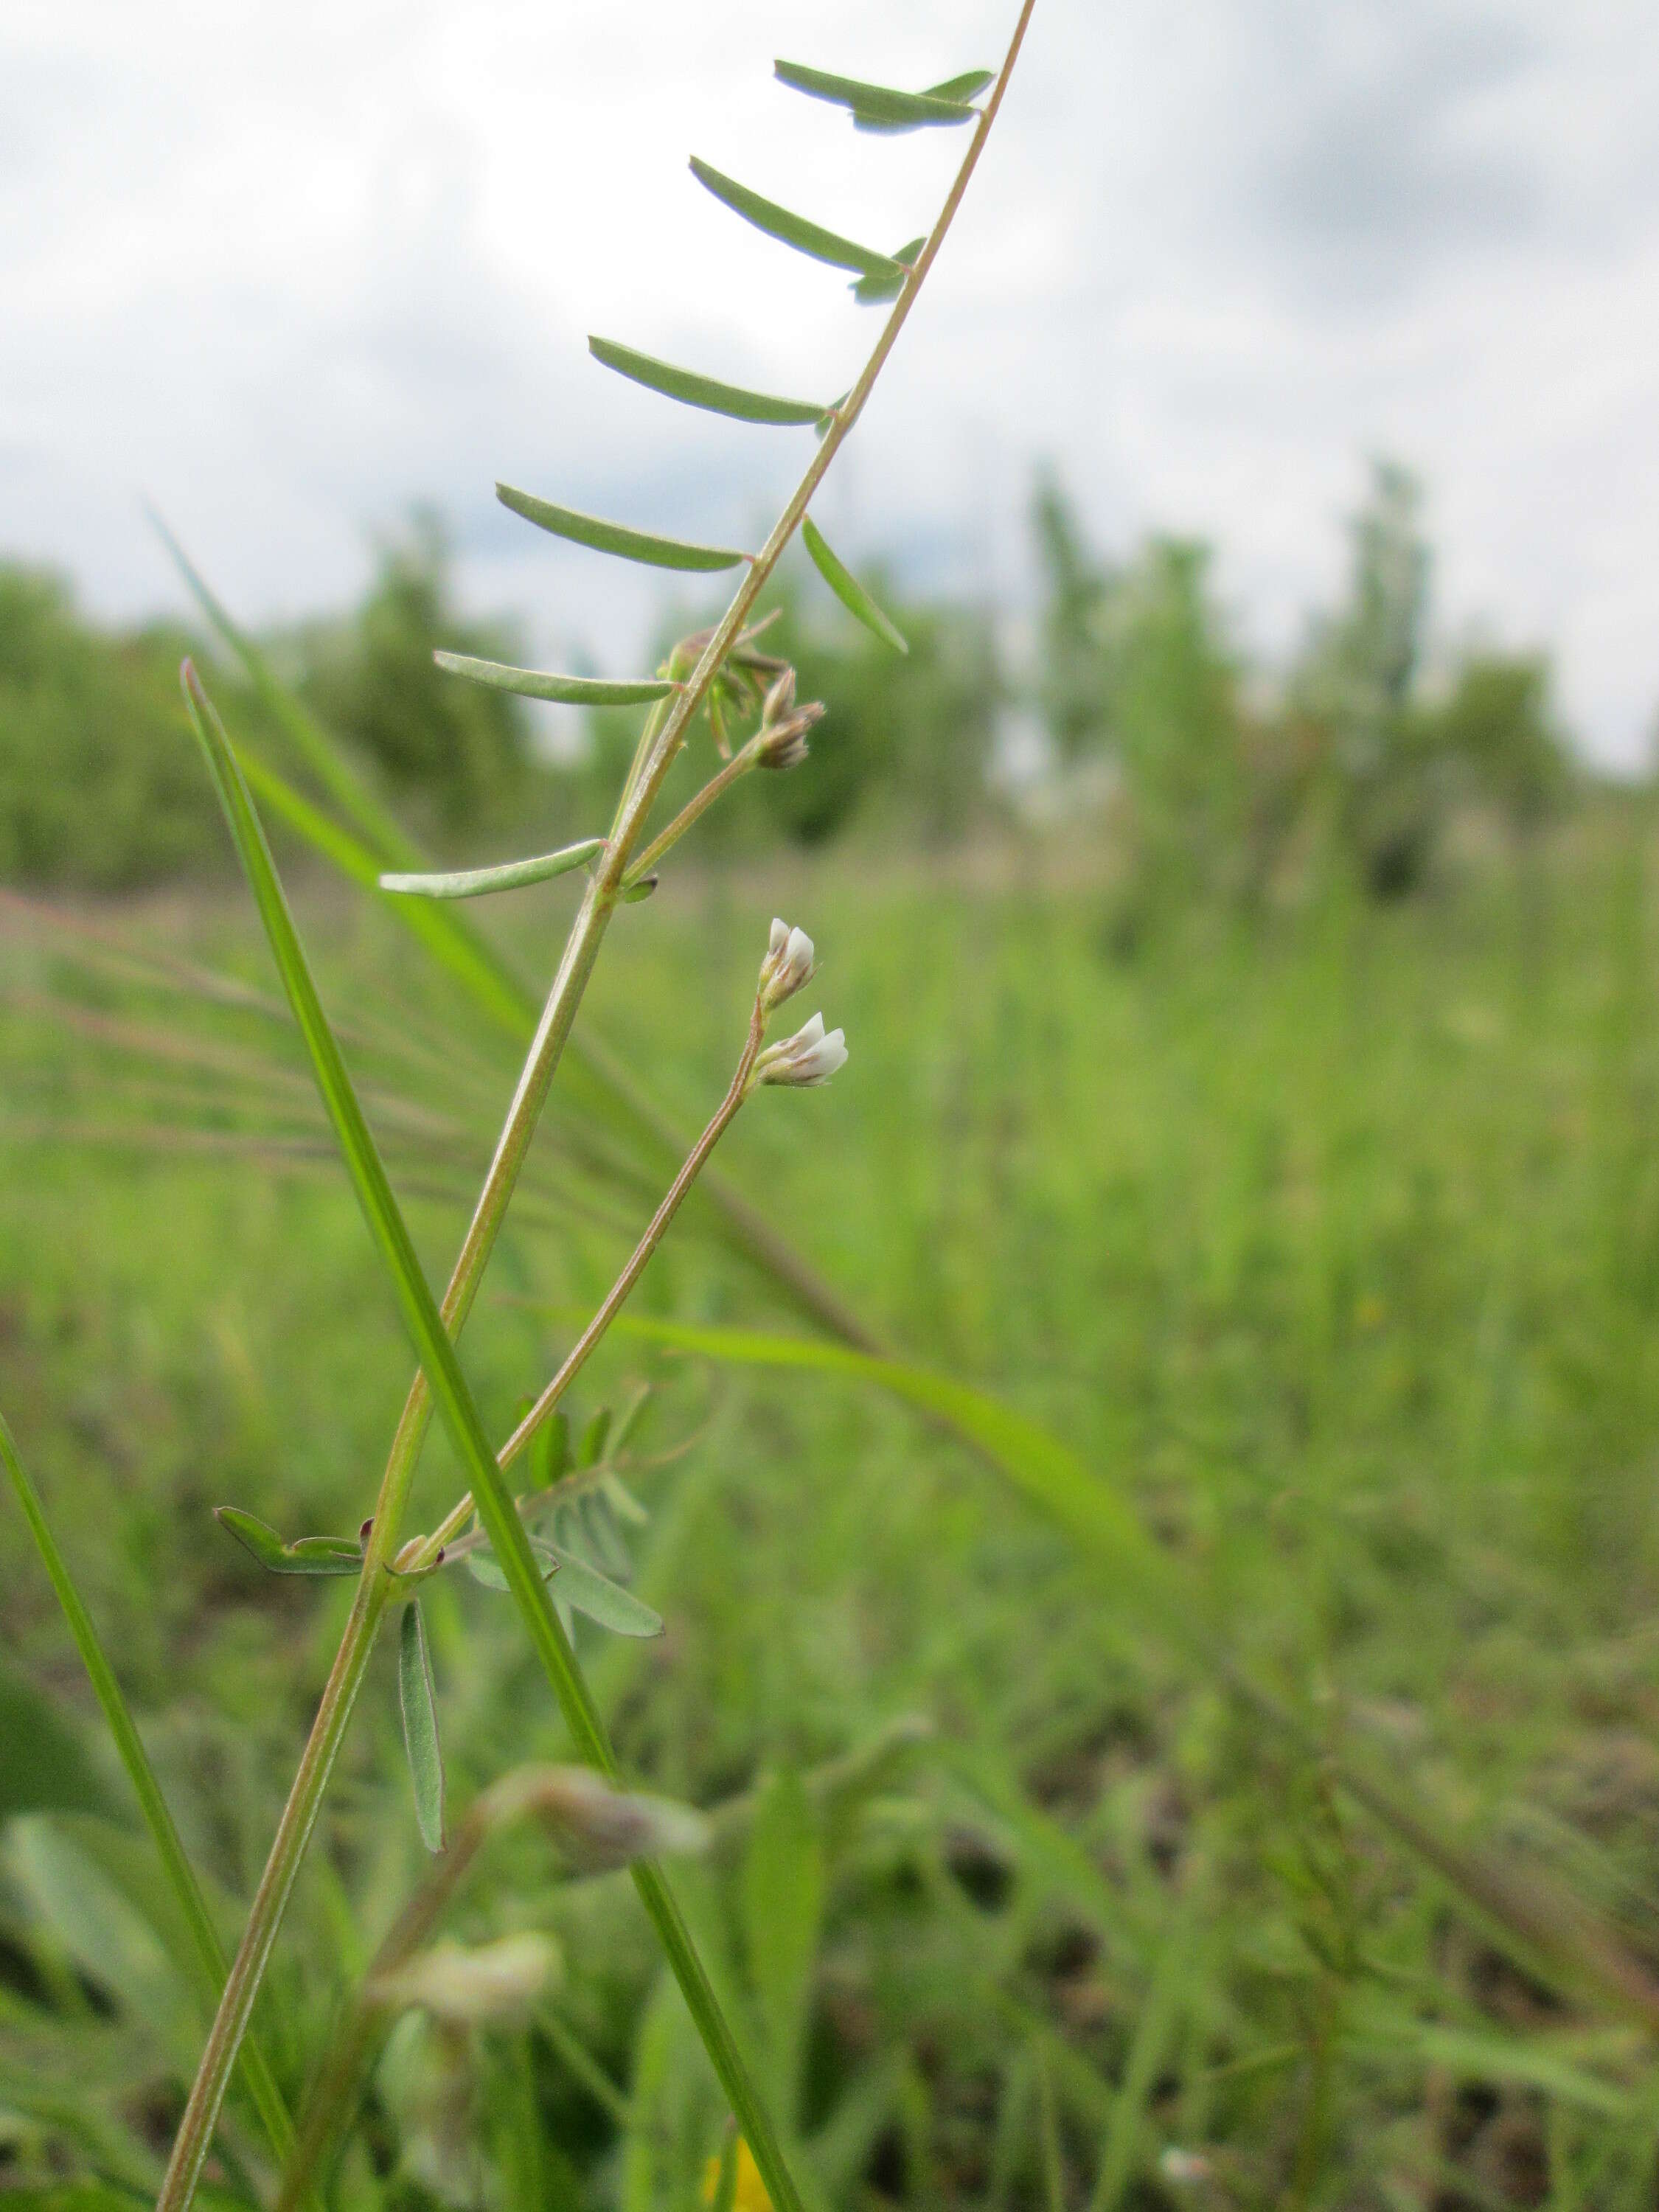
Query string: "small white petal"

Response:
xmin=769 ymin=917 xmax=790 ymax=956
xmin=785 ymin=925 xmax=813 ymax=975
xmin=792 ymin=1012 xmax=826 ymax=1048
xmin=805 ymin=1027 xmax=847 ymax=1082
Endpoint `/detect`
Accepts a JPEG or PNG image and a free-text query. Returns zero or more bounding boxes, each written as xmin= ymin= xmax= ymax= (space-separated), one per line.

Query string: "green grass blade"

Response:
xmin=588 ymin=336 xmax=828 ymax=428
xmin=434 ymin=652 xmax=675 ymax=707
xmin=179 ymin=662 xmax=810 ymax=2212
xmin=801 ymin=518 xmax=909 ymax=653
xmin=688 ymin=157 xmax=903 ymax=282
xmin=1088 ymin=1907 xmax=1197 ymax=2212
xmin=380 ymin=841 xmax=605 ymax=902
xmin=234 ymin=745 xmax=533 ymax=1036
xmin=151 ymin=509 xmax=428 ymax=870
xmin=0 ymin=1407 xmax=302 ymax=2174
xmin=397 ymin=1600 xmax=446 ymax=1854
xmin=496 ymin=484 xmax=747 ymax=573
xmin=773 ymin=60 xmax=976 ymax=131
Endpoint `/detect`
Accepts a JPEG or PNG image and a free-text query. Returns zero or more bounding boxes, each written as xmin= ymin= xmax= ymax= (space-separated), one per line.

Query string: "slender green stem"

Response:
xmin=158 ymin=10 xmax=1037 ymax=2204
xmin=414 ymin=998 xmax=767 ymax=1568
xmin=625 ymin=740 xmax=761 ymax=886
xmin=0 ymin=1409 xmax=306 ymax=2192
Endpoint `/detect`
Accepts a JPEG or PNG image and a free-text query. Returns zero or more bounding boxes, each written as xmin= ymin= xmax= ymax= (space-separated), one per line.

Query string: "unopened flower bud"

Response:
xmin=757 ymin=700 xmax=822 ymax=770
xmin=762 ymin=667 xmax=797 ymax=726
xmin=756 ymin=1010 xmax=847 ymax=1088
xmin=760 ymin=917 xmax=815 ymax=1008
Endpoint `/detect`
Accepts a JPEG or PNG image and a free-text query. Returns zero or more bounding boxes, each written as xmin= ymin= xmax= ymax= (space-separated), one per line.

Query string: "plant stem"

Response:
xmin=625 ymin=740 xmax=760 ymax=885
xmin=415 ymin=999 xmax=767 ymax=1567
xmin=157 ymin=8 xmax=1037 ymax=2201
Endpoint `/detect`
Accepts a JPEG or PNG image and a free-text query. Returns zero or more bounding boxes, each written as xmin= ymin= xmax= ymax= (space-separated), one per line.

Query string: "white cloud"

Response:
xmin=3 ymin=0 xmax=1657 ymax=762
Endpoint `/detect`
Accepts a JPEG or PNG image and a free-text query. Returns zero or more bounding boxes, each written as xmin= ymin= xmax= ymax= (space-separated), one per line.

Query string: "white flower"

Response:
xmin=756 ymin=1010 xmax=848 ymax=1088
xmin=760 ymin=917 xmax=815 ymax=1009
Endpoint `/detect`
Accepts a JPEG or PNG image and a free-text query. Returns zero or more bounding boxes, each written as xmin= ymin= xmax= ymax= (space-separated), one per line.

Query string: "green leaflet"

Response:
xmin=850 ymin=236 xmax=924 ymax=304
xmin=215 ymin=1507 xmax=363 ymax=1577
xmin=589 ymin=336 xmax=827 ymax=428
xmin=466 ymin=1534 xmax=558 ymax=1592
xmin=928 ymin=70 xmax=995 ymax=102
xmin=549 ymin=1551 xmax=663 ymax=1638
xmin=467 ymin=1537 xmax=663 ymax=1639
xmin=497 ymin=483 xmax=746 ymax=573
xmin=689 ymin=156 xmax=902 ymax=282
xmin=397 ymin=1601 xmax=446 ymax=1854
xmin=379 ymin=840 xmax=605 ymax=902
xmin=434 ymin=651 xmax=675 ymax=706
xmin=801 ymin=518 xmax=909 ymax=654
xmin=579 ymin=1408 xmax=612 ymax=1467
xmin=773 ymin=59 xmax=978 ymax=132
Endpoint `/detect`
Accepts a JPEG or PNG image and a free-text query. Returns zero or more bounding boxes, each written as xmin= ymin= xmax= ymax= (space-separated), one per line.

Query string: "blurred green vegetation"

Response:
xmin=0 ymin=462 xmax=1593 ymax=911
xmin=1 ymin=463 xmax=1654 ymax=2207
xmin=7 ymin=818 xmax=1659 ymax=2203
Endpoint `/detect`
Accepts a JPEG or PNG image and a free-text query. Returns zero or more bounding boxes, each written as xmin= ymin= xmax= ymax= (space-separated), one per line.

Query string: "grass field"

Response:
xmin=6 ymin=822 xmax=1659 ymax=2210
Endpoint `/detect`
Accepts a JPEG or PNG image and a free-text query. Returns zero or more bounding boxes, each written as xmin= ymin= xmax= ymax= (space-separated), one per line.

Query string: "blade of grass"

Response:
xmin=0 ymin=1408 xmax=303 ymax=2182
xmin=163 ymin=667 xmax=809 ymax=2212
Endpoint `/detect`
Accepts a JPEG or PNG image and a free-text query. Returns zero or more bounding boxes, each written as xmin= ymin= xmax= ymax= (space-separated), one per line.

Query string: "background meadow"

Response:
xmin=7 ymin=453 xmax=1659 ymax=2205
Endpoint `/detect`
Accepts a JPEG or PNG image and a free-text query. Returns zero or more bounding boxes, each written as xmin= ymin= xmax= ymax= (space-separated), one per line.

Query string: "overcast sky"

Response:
xmin=4 ymin=0 xmax=1657 ymax=763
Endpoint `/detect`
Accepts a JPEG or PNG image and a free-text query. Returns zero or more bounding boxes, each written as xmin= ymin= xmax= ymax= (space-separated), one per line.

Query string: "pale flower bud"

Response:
xmin=759 ymin=919 xmax=815 ymax=1009
xmin=762 ymin=667 xmax=797 ymax=725
xmin=756 ymin=1010 xmax=847 ymax=1088
xmin=757 ymin=699 xmax=823 ymax=770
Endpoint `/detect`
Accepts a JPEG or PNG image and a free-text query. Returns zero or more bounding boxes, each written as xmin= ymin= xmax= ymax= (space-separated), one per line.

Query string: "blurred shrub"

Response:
xmin=1034 ymin=481 xmax=1256 ymax=917
xmin=298 ymin=512 xmax=532 ymax=834
xmin=0 ymin=566 xmax=226 ymax=888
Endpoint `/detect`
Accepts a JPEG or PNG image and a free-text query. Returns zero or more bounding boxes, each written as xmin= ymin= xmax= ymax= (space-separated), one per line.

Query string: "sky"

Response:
xmin=4 ymin=0 xmax=1658 ymax=765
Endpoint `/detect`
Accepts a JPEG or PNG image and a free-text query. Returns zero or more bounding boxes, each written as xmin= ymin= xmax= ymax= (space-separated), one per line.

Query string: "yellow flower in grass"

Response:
xmin=702 ymin=2136 xmax=771 ymax=2212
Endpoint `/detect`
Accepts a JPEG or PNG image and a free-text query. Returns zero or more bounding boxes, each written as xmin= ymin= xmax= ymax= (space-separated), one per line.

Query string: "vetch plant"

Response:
xmin=0 ymin=13 xmax=1040 ymax=2211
